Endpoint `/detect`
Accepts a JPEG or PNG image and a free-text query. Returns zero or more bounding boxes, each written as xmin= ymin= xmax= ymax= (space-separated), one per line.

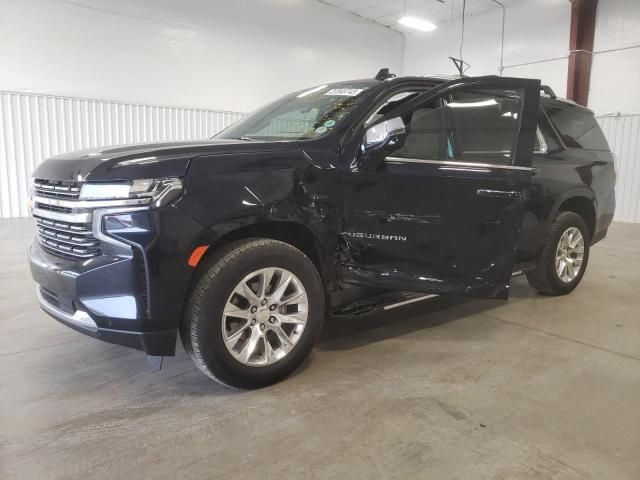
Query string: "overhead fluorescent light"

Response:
xmin=448 ymin=99 xmax=498 ymax=108
xmin=398 ymin=16 xmax=437 ymax=32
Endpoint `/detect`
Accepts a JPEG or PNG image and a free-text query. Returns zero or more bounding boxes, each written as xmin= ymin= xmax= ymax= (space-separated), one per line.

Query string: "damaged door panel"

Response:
xmin=339 ymin=77 xmax=541 ymax=299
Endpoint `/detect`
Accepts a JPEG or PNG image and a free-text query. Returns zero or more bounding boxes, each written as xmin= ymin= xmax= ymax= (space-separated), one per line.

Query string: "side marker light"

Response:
xmin=188 ymin=245 xmax=209 ymax=267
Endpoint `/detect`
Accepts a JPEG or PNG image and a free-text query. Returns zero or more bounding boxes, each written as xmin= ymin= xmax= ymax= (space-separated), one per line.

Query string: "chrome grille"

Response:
xmin=31 ymin=178 xmax=152 ymax=261
xmin=33 ymin=179 xmax=82 ymax=199
xmin=34 ymin=215 xmax=101 ymax=260
xmin=31 ymin=179 xmax=102 ymax=260
xmin=34 ymin=203 xmax=73 ymax=214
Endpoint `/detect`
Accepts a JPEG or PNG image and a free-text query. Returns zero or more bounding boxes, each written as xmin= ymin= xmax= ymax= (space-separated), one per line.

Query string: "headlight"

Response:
xmin=79 ymin=178 xmax=183 ymax=208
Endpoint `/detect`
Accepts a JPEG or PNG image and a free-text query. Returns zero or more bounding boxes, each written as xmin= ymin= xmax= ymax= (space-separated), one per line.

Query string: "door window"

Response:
xmin=373 ymin=88 xmax=524 ymax=164
xmin=445 ymin=90 xmax=522 ymax=165
xmin=393 ymin=101 xmax=450 ymax=160
xmin=365 ymin=91 xmax=421 ymax=126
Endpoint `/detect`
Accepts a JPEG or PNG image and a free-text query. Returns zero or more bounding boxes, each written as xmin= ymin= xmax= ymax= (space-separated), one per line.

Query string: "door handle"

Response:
xmin=476 ymin=189 xmax=521 ymax=200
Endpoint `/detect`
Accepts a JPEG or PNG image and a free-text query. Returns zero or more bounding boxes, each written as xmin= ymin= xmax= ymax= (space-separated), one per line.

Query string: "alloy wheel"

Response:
xmin=221 ymin=267 xmax=308 ymax=366
xmin=554 ymin=227 xmax=585 ymax=283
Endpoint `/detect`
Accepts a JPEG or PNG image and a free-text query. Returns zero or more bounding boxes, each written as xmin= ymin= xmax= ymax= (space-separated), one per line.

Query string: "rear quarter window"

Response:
xmin=544 ymin=105 xmax=610 ymax=151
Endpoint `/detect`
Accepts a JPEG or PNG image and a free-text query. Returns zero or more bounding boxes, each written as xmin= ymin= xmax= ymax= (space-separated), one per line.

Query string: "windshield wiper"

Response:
xmin=237 ymin=136 xmax=257 ymax=141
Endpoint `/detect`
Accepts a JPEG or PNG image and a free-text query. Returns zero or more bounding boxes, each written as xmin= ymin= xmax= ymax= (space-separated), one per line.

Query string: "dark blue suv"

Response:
xmin=28 ymin=74 xmax=615 ymax=388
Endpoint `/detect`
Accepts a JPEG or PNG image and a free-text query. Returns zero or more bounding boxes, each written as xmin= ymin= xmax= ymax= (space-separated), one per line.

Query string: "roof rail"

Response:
xmin=421 ymin=74 xmax=467 ymax=80
xmin=541 ymin=85 xmax=557 ymax=99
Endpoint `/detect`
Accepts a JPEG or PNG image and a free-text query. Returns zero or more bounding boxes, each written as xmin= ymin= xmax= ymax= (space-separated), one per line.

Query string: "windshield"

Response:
xmin=215 ymin=84 xmax=373 ymax=141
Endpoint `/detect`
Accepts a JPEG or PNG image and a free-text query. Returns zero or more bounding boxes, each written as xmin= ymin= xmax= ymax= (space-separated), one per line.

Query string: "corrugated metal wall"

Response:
xmin=0 ymin=90 xmax=244 ymax=218
xmin=597 ymin=114 xmax=640 ymax=223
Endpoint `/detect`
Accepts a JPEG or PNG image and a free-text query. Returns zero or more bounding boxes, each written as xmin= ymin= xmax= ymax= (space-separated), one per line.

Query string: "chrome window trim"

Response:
xmin=463 ymin=150 xmax=511 ymax=155
xmin=385 ymin=156 xmax=536 ymax=172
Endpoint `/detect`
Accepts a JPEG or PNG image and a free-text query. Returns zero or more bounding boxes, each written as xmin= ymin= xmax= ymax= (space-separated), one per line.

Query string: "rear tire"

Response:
xmin=526 ymin=211 xmax=590 ymax=296
xmin=181 ymin=238 xmax=325 ymax=389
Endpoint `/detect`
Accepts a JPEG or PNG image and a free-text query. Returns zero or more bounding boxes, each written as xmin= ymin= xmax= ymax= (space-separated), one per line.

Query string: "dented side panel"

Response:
xmin=338 ymin=163 xmax=532 ymax=298
xmin=177 ymin=145 xmax=342 ymax=287
xmin=336 ymin=77 xmax=541 ymax=299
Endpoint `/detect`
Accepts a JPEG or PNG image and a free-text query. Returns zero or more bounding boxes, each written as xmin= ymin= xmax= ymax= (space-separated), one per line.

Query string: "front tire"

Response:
xmin=181 ymin=238 xmax=325 ymax=389
xmin=526 ymin=211 xmax=590 ymax=296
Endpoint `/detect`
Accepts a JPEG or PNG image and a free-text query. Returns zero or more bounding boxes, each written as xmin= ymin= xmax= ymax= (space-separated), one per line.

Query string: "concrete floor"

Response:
xmin=1 ymin=219 xmax=639 ymax=480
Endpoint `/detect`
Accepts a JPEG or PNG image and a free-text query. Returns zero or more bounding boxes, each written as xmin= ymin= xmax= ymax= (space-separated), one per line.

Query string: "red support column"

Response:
xmin=567 ymin=0 xmax=598 ymax=106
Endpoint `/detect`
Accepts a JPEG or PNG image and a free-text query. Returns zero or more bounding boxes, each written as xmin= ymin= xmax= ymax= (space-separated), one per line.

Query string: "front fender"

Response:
xmin=177 ymin=149 xmax=340 ymax=276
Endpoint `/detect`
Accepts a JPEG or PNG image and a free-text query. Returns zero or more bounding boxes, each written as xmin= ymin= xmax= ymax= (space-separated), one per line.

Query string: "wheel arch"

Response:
xmin=555 ymin=195 xmax=596 ymax=241
xmin=193 ymin=221 xmax=332 ymax=288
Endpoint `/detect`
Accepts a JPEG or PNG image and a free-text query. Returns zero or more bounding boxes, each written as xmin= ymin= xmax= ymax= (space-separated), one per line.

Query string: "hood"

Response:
xmin=32 ymin=139 xmax=293 ymax=182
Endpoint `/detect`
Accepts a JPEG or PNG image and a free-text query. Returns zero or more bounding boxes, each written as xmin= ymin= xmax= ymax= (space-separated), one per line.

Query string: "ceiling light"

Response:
xmin=448 ymin=99 xmax=498 ymax=108
xmin=398 ymin=16 xmax=437 ymax=32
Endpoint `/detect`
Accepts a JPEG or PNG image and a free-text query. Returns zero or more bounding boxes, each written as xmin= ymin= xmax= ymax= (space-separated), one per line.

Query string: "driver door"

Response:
xmin=339 ymin=77 xmax=540 ymax=299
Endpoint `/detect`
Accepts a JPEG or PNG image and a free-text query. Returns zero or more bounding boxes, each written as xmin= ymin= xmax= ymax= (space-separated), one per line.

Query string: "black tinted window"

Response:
xmin=383 ymin=89 xmax=523 ymax=163
xmin=393 ymin=100 xmax=449 ymax=160
xmin=447 ymin=90 xmax=522 ymax=165
xmin=365 ymin=91 xmax=421 ymax=126
xmin=544 ymin=105 xmax=609 ymax=150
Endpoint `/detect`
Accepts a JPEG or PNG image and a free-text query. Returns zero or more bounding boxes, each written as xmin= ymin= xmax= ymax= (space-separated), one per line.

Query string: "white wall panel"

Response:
xmin=403 ymin=0 xmax=571 ymax=97
xmin=0 ymin=90 xmax=244 ymax=218
xmin=590 ymin=0 xmax=640 ymax=115
xmin=0 ymin=0 xmax=403 ymax=113
xmin=597 ymin=114 xmax=640 ymax=223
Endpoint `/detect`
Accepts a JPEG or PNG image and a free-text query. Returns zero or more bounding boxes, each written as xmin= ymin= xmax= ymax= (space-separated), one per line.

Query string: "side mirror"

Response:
xmin=361 ymin=117 xmax=407 ymax=170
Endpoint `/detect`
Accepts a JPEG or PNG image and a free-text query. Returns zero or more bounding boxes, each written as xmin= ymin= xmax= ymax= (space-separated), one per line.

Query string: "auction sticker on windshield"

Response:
xmin=324 ymin=88 xmax=364 ymax=96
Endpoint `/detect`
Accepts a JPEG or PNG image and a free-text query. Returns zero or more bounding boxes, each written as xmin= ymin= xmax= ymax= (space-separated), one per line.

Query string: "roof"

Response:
xmin=327 ymin=74 xmax=593 ymax=114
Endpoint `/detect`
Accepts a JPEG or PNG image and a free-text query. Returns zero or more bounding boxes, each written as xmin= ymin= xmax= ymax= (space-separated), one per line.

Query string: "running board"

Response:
xmin=331 ymin=291 xmax=438 ymax=317
xmin=331 ymin=267 xmax=532 ymax=317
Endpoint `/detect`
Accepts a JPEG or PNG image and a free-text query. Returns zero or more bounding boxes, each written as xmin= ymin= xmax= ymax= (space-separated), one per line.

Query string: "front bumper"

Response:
xmin=36 ymin=286 xmax=97 ymax=332
xmin=30 ymin=240 xmax=177 ymax=355
xmin=29 ymin=205 xmax=210 ymax=355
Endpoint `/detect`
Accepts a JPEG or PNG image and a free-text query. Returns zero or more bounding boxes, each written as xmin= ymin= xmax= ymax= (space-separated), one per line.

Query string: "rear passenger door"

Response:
xmin=340 ymin=77 xmax=541 ymax=299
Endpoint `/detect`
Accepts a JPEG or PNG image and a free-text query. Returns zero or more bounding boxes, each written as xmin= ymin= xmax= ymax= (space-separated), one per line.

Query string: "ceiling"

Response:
xmin=319 ymin=0 xmax=524 ymax=34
